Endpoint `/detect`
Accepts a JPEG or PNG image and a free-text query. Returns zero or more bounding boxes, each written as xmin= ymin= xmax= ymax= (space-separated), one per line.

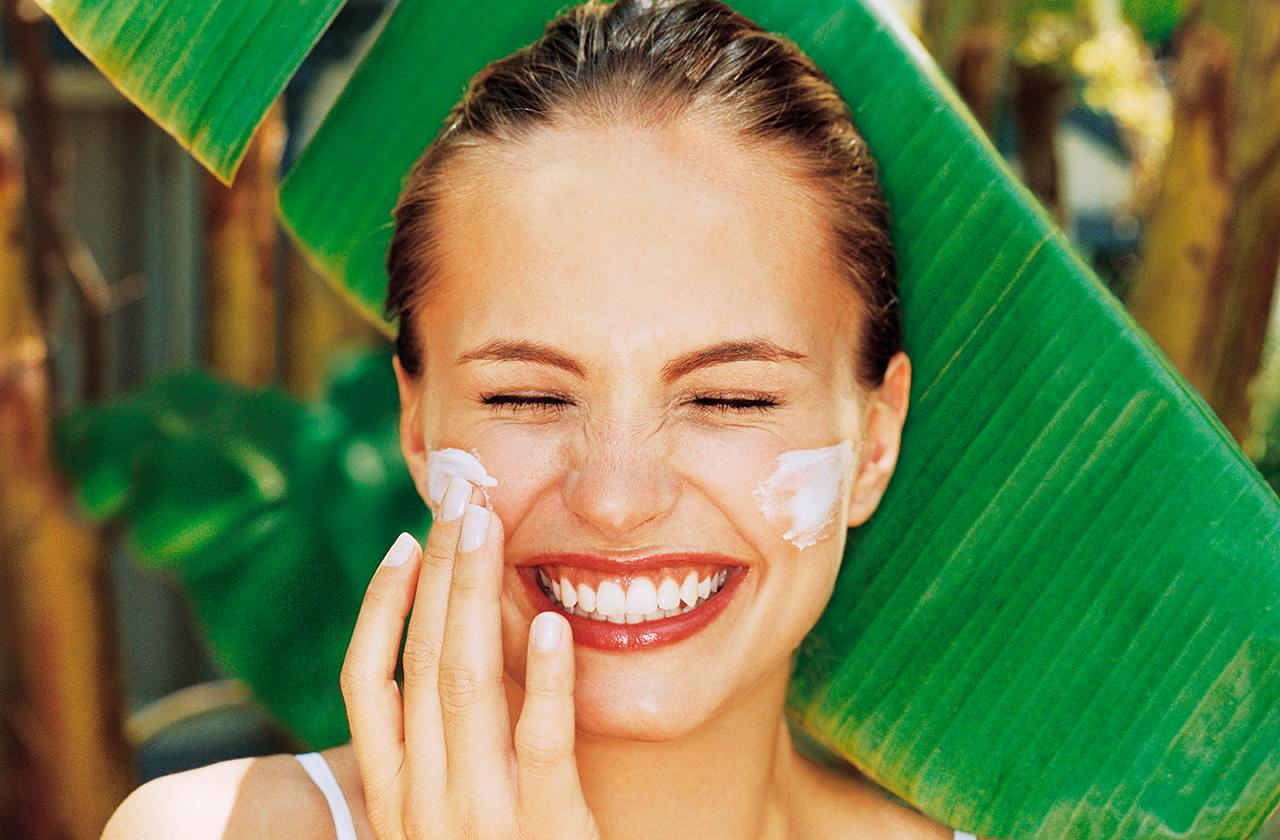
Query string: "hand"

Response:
xmin=340 ymin=475 xmax=603 ymax=840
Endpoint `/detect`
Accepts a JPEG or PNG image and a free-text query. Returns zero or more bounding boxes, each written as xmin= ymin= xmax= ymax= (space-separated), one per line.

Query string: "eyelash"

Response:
xmin=479 ymin=392 xmax=781 ymax=417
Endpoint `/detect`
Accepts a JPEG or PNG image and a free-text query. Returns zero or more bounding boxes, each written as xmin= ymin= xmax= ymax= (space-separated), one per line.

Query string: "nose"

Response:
xmin=562 ymin=420 xmax=682 ymax=539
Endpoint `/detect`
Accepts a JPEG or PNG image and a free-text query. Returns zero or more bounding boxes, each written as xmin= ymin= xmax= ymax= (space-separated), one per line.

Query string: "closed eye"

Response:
xmin=480 ymin=393 xmax=780 ymax=416
xmin=481 ymin=394 xmax=568 ymax=416
xmin=690 ymin=395 xmax=779 ymax=414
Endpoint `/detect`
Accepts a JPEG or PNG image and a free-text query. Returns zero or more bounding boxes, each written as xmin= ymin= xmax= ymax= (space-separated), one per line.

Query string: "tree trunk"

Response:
xmin=1124 ymin=0 xmax=1280 ymax=448
xmin=1198 ymin=1 xmax=1280 ymax=450
xmin=1 ymin=5 xmax=133 ymax=837
xmin=202 ymin=100 xmax=285 ymax=386
xmin=278 ymin=239 xmax=386 ymax=401
xmin=922 ymin=0 xmax=1013 ymax=138
xmin=1011 ymin=59 xmax=1069 ymax=226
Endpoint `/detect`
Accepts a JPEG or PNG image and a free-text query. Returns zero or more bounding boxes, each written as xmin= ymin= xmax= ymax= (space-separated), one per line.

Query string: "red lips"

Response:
xmin=517 ymin=550 xmax=745 ymax=573
xmin=515 ymin=555 xmax=747 ymax=651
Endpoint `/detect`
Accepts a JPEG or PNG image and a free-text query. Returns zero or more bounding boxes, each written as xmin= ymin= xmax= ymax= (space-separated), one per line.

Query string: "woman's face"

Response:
xmin=394 ymin=117 xmax=911 ymax=741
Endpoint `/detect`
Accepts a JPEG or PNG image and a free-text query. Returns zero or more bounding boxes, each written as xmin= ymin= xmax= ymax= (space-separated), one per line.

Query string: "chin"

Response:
xmin=572 ymin=670 xmax=722 ymax=741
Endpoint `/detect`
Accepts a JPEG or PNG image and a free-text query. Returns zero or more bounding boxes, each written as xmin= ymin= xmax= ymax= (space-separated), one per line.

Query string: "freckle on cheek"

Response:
xmin=425 ymin=447 xmax=499 ymax=512
xmin=752 ymin=438 xmax=858 ymax=550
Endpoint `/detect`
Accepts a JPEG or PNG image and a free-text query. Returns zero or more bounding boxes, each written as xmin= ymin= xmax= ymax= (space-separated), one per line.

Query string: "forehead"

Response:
xmin=422 ymin=118 xmax=858 ymax=370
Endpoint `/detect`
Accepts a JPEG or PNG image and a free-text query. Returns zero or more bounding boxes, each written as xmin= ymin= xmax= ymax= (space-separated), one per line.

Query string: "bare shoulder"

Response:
xmin=101 ymin=745 xmax=369 ymax=840
xmin=790 ymin=747 xmax=986 ymax=840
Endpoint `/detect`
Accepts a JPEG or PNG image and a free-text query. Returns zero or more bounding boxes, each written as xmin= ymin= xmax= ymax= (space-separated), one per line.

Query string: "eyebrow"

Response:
xmin=456 ymin=336 xmax=809 ymax=384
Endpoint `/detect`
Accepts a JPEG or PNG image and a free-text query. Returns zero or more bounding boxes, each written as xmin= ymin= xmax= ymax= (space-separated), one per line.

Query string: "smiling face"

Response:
xmin=393 ymin=115 xmax=911 ymax=740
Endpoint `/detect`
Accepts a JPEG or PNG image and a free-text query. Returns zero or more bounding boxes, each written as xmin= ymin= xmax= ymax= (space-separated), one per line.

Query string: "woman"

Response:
xmin=105 ymin=0 xmax=986 ymax=837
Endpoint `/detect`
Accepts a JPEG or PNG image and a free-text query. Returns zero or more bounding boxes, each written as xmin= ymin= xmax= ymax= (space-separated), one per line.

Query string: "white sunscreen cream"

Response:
xmin=425 ymin=447 xmax=499 ymax=513
xmin=752 ymin=437 xmax=858 ymax=550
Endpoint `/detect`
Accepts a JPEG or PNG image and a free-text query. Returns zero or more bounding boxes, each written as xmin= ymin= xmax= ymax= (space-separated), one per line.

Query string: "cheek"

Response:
xmin=676 ymin=433 xmax=859 ymax=553
xmin=426 ymin=420 xmax=859 ymax=560
xmin=427 ymin=426 xmax=569 ymax=520
xmin=751 ymin=436 xmax=859 ymax=550
xmin=422 ymin=445 xmax=500 ymax=513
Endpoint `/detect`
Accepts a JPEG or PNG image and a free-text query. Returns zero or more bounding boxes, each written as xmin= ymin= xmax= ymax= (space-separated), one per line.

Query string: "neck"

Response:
xmin=505 ymin=658 xmax=802 ymax=840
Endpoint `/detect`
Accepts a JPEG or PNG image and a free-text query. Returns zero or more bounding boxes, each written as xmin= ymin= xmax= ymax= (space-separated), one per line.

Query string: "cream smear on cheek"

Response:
xmin=752 ymin=438 xmax=858 ymax=550
xmin=425 ymin=447 xmax=499 ymax=513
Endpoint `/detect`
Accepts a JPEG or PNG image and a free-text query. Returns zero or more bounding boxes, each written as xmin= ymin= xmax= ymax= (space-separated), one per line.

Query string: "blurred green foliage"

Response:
xmin=53 ymin=347 xmax=423 ymax=749
xmin=1122 ymin=0 xmax=1192 ymax=44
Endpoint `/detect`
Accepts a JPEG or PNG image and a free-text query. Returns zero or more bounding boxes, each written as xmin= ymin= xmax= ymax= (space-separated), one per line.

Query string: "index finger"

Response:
xmin=340 ymin=531 xmax=422 ymax=795
xmin=402 ymin=475 xmax=488 ymax=790
xmin=438 ymin=500 xmax=513 ymax=809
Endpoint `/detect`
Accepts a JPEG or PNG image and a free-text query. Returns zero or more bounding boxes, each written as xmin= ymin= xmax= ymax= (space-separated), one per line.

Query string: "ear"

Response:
xmin=393 ymin=354 xmax=432 ymax=506
xmin=846 ymin=351 xmax=911 ymax=528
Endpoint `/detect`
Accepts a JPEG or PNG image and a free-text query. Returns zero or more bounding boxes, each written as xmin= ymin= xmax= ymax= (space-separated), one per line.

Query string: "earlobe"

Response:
xmin=844 ymin=351 xmax=912 ymax=529
xmin=392 ymin=355 xmax=430 ymax=503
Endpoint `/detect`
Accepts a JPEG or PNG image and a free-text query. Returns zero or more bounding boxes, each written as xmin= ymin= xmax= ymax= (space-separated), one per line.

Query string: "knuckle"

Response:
xmin=400 ymin=801 xmax=437 ymax=840
xmin=514 ymin=730 xmax=570 ymax=776
xmin=447 ymin=571 xmax=483 ymax=599
xmin=400 ymin=641 xmax=441 ymax=681
xmin=361 ymin=578 xmax=401 ymax=611
xmin=522 ymin=674 xmax=569 ymax=701
xmin=421 ymin=539 xmax=455 ymax=571
xmin=439 ymin=809 xmax=479 ymax=840
xmin=403 ymin=822 xmax=433 ymax=840
xmin=339 ymin=661 xmax=372 ymax=698
xmin=366 ymin=799 xmax=406 ymax=840
xmin=436 ymin=665 xmax=485 ymax=715
xmin=518 ymin=826 xmax=563 ymax=840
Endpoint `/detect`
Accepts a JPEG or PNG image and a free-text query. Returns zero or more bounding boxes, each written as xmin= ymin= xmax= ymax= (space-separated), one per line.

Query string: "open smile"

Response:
xmin=516 ymin=552 xmax=747 ymax=651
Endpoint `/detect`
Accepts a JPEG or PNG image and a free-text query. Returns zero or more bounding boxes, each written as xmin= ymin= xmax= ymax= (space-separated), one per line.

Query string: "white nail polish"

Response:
xmin=381 ymin=532 xmax=417 ymax=567
xmin=439 ymin=475 xmax=472 ymax=522
xmin=459 ymin=504 xmax=490 ymax=552
xmin=426 ymin=448 xmax=498 ymax=511
xmin=533 ymin=612 xmax=562 ymax=651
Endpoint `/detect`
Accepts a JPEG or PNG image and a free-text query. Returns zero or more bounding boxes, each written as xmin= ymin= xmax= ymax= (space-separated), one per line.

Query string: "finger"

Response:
xmin=340 ymin=531 xmax=421 ymax=797
xmin=402 ymin=475 xmax=485 ymax=796
xmin=438 ymin=499 xmax=513 ymax=806
xmin=515 ymin=612 xmax=593 ymax=829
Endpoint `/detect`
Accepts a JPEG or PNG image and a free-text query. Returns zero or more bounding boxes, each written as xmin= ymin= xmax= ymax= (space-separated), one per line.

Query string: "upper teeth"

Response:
xmin=537 ymin=568 xmax=730 ymax=623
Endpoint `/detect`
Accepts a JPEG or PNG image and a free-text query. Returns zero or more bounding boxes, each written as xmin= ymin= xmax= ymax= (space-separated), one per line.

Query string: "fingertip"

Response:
xmin=381 ymin=531 xmax=421 ymax=568
xmin=531 ymin=610 xmax=566 ymax=652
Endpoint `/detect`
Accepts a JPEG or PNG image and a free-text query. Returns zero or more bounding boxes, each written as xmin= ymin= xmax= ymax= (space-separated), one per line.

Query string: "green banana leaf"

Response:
xmin=32 ymin=0 xmax=346 ymax=183
xmin=44 ymin=0 xmax=1280 ymax=837
xmin=277 ymin=0 xmax=568 ymax=328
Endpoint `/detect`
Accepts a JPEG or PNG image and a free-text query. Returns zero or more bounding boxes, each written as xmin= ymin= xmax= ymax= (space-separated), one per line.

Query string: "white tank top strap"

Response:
xmin=295 ymin=752 xmax=358 ymax=840
xmin=954 ymin=831 xmax=978 ymax=840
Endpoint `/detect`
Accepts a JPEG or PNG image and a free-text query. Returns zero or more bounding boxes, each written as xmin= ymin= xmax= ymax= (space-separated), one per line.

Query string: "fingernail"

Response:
xmin=459 ymin=503 xmax=490 ymax=552
xmin=533 ymin=612 xmax=562 ymax=651
xmin=381 ymin=532 xmax=417 ymax=567
xmin=440 ymin=475 xmax=472 ymax=522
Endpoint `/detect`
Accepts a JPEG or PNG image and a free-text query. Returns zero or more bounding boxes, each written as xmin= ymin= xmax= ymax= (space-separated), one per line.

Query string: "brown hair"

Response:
xmin=385 ymin=0 xmax=901 ymax=391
